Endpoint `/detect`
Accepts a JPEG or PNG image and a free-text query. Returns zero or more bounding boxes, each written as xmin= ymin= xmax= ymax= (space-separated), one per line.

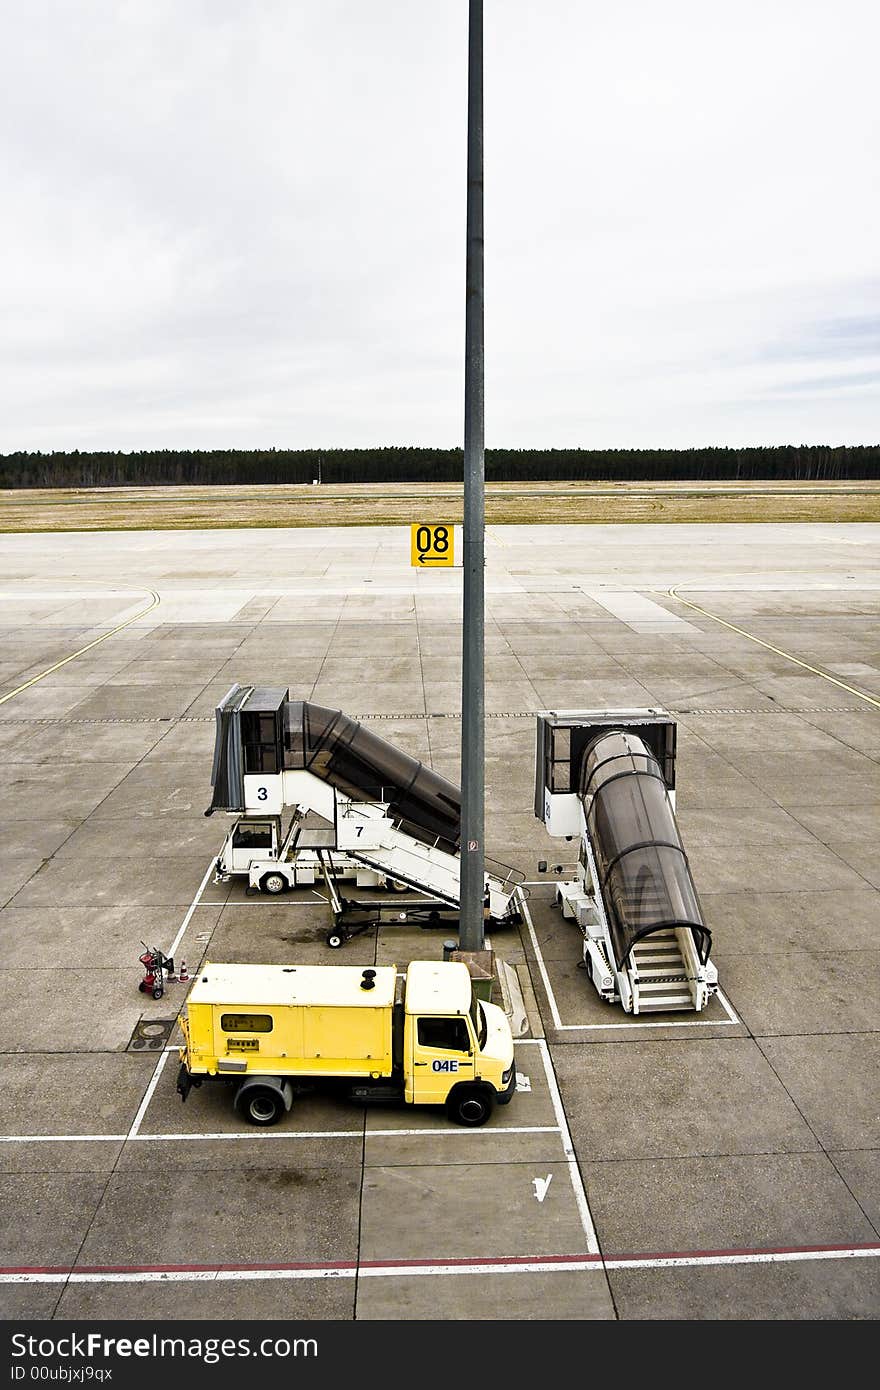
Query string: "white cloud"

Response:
xmin=0 ymin=0 xmax=877 ymax=451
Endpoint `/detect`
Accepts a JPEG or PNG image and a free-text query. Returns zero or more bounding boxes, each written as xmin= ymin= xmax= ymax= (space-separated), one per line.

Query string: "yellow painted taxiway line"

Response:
xmin=668 ymin=587 xmax=880 ymax=712
xmin=0 ymin=588 xmax=160 ymax=707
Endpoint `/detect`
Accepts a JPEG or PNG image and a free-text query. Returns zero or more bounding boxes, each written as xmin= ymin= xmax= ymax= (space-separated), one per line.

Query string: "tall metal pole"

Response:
xmin=459 ymin=0 xmax=485 ymax=951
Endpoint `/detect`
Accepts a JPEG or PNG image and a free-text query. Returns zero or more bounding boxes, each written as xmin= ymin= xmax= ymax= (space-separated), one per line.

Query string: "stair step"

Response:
xmin=634 ymin=950 xmax=680 ymax=963
xmin=638 ymin=968 xmax=689 ymax=981
xmin=638 ymin=977 xmax=689 ymax=989
xmin=637 ymin=993 xmax=693 ymax=1012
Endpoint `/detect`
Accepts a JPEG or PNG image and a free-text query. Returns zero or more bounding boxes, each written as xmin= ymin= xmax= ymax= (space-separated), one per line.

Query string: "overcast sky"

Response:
xmin=1 ymin=0 xmax=878 ymax=453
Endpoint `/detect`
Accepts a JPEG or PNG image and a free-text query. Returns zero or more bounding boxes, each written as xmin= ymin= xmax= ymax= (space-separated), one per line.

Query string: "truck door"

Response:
xmin=408 ymin=1016 xmax=475 ymax=1106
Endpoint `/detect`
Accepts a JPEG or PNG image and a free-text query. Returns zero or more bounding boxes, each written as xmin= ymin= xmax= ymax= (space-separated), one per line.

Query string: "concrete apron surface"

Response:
xmin=0 ymin=521 xmax=879 ymax=1320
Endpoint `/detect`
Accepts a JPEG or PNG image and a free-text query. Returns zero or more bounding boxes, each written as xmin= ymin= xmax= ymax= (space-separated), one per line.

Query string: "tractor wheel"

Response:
xmin=260 ymin=872 xmax=287 ymax=895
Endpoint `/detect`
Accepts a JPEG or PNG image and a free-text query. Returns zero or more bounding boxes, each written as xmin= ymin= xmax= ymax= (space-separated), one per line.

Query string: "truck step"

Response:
xmin=348 ymin=1083 xmax=405 ymax=1103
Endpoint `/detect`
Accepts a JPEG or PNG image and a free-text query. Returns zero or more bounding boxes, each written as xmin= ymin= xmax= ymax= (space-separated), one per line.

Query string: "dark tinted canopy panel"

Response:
xmin=284 ymin=702 xmax=461 ymax=850
xmin=206 ymin=684 xmax=252 ymax=813
xmin=581 ymin=730 xmax=711 ymax=968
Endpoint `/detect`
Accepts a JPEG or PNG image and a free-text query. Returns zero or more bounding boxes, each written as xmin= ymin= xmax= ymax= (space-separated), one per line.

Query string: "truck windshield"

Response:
xmin=469 ymin=993 xmax=487 ymax=1049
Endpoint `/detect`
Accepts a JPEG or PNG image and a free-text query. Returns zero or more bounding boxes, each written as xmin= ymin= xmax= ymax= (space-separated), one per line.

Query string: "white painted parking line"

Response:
xmin=519 ymin=895 xmax=564 ymax=1030
xmin=203 ymin=900 xmax=329 ymax=908
xmin=531 ymin=1039 xmax=599 ymax=1254
xmin=123 ymin=862 xmax=221 ymax=1140
xmin=127 ymin=1050 xmax=172 ymax=1140
xmin=0 ymin=1042 xmax=559 ymax=1146
xmin=604 ymin=1246 xmax=880 ymax=1271
xmin=133 ymin=1125 xmax=560 ymax=1142
xmin=4 ymin=1244 xmax=877 ymax=1284
xmin=0 ymin=1125 xmax=561 ymax=1145
xmin=168 ymin=858 xmax=219 ymax=959
xmin=0 ymin=1135 xmax=126 ymax=1144
xmin=520 ymin=892 xmax=739 ymax=1032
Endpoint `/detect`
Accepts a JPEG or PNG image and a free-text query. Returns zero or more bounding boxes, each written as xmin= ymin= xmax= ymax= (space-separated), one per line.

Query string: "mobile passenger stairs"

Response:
xmin=535 ymin=709 xmax=718 ymax=1014
xmin=206 ymin=685 xmax=523 ymax=947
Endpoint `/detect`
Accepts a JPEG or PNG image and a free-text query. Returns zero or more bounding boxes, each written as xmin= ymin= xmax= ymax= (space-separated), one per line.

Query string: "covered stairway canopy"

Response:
xmin=208 ymin=687 xmax=461 ymax=852
xmin=579 ymin=729 xmax=712 ymax=971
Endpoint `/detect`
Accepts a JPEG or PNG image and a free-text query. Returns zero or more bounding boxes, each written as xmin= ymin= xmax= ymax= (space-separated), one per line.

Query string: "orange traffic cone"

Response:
xmin=178 ymin=960 xmax=189 ymax=982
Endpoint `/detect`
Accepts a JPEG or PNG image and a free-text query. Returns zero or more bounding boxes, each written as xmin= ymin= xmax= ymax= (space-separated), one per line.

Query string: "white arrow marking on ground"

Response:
xmin=516 ymin=1073 xmax=531 ymax=1091
xmin=533 ymin=1175 xmax=553 ymax=1203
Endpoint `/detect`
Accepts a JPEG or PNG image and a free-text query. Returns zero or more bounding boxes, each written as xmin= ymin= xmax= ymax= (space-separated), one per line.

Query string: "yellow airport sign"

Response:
xmin=411 ymin=523 xmax=455 ymax=567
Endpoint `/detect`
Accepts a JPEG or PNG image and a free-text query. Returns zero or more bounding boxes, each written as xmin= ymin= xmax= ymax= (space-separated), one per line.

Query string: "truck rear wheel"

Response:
xmin=446 ymin=1084 xmax=494 ymax=1127
xmin=240 ymin=1086 xmax=285 ymax=1126
xmin=260 ymin=872 xmax=287 ymax=895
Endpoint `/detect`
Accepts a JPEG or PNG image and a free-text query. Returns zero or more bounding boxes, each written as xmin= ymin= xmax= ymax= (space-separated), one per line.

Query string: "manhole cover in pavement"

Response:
xmin=128 ymin=1018 xmax=176 ymax=1051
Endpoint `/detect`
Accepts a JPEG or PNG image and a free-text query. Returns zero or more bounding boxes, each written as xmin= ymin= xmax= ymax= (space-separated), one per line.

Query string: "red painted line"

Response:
xmin=1 ymin=1261 xmax=358 ymax=1277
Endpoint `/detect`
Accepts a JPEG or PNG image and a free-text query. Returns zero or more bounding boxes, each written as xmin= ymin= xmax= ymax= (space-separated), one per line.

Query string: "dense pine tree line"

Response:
xmin=0 ymin=444 xmax=877 ymax=488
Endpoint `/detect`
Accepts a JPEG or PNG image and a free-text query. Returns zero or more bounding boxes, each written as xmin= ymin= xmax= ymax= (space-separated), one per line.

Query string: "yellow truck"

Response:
xmin=176 ymin=959 xmax=516 ymax=1127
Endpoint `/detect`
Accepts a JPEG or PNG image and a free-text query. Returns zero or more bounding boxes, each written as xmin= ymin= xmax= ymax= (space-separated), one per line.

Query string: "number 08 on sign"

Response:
xmin=411 ymin=524 xmax=455 ymax=567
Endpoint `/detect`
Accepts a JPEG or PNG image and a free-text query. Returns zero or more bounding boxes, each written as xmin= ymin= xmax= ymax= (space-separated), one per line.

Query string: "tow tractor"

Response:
xmin=534 ymin=708 xmax=718 ymax=1014
xmin=206 ymin=686 xmax=523 ymax=947
xmin=215 ymin=812 xmax=395 ymax=894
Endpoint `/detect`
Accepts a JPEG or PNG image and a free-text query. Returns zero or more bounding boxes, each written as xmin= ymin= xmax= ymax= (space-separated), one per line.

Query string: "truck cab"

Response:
xmin=220 ymin=817 xmax=280 ymax=876
xmin=402 ymin=960 xmax=515 ymax=1124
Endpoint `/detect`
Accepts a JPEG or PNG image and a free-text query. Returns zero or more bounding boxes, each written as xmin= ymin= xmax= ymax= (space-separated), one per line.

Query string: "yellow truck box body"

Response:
xmin=184 ymin=962 xmax=397 ymax=1079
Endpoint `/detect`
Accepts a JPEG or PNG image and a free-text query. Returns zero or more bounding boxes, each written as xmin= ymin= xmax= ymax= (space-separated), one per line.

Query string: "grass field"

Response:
xmin=1 ymin=479 xmax=879 ymax=531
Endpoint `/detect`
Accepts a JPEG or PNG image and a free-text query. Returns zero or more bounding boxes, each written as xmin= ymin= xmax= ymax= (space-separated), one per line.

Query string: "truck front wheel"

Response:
xmin=446 ymin=1084 xmax=494 ymax=1127
xmin=240 ymin=1086 xmax=285 ymax=1126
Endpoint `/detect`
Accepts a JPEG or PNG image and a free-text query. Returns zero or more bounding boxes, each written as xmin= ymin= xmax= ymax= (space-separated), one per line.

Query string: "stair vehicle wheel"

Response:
xmin=241 ymin=1086 xmax=285 ymax=1127
xmin=260 ymin=872 xmax=287 ymax=896
xmin=383 ymin=876 xmax=408 ymax=893
xmin=446 ymin=1084 xmax=494 ymax=1127
xmin=326 ymin=930 xmax=345 ymax=950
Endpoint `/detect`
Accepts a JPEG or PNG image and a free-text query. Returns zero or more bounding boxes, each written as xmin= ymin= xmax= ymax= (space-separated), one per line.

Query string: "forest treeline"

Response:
xmin=1 ymin=445 xmax=877 ymax=488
